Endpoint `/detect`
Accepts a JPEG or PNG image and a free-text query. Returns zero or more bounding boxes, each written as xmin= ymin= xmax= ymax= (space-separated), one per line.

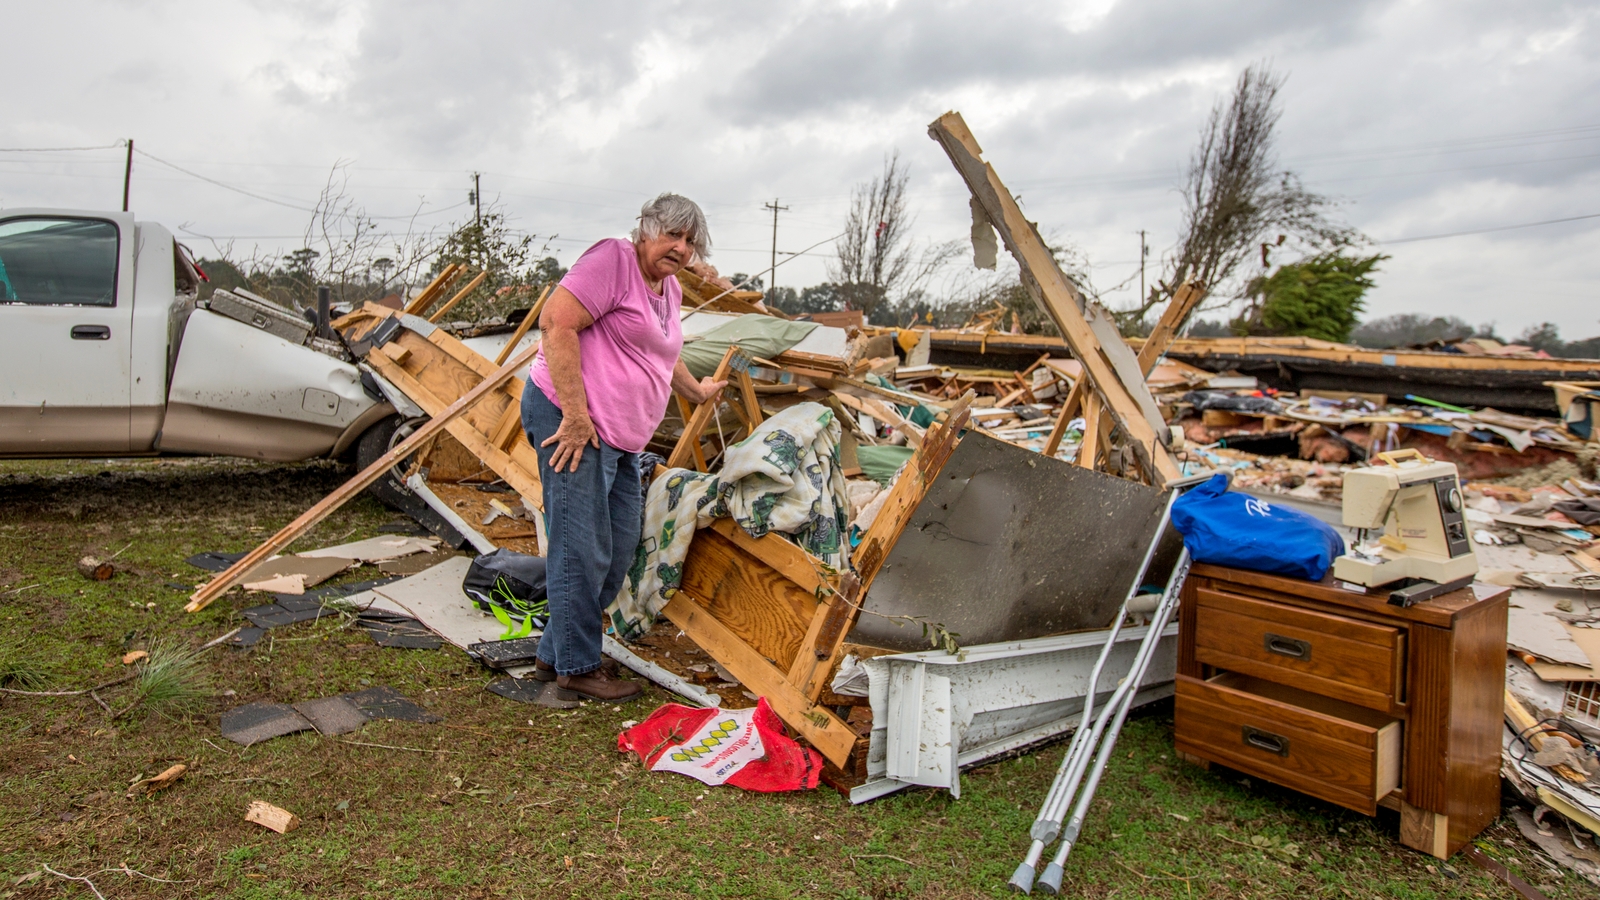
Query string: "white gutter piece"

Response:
xmin=405 ymin=474 xmax=497 ymax=554
xmin=851 ymin=623 xmax=1179 ymax=803
xmin=602 ymin=636 xmax=722 ymax=709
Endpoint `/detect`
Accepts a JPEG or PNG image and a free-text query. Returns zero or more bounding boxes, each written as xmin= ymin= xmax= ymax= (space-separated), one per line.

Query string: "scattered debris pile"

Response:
xmin=160 ymin=110 xmax=1600 ymax=886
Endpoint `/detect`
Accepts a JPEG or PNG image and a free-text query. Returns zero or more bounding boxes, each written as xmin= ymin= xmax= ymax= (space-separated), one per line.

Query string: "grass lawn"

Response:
xmin=0 ymin=456 xmax=1587 ymax=899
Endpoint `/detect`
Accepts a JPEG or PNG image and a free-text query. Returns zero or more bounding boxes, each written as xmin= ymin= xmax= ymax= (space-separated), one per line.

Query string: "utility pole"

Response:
xmin=1138 ymin=229 xmax=1147 ymax=305
xmin=762 ymin=198 xmax=789 ymax=291
xmin=470 ymin=172 xmax=482 ymax=228
xmin=122 ymin=139 xmax=133 ymax=212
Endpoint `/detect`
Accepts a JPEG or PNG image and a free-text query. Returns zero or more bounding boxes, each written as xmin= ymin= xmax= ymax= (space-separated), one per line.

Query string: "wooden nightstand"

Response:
xmin=1173 ymin=564 xmax=1509 ymax=859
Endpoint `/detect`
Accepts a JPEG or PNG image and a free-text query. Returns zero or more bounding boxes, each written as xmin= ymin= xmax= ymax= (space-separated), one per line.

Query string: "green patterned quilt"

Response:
xmin=606 ymin=402 xmax=849 ymax=641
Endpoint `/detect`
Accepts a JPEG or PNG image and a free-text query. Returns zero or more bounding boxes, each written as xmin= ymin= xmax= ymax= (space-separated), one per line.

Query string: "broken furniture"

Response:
xmin=1173 ymin=564 xmax=1509 ymax=859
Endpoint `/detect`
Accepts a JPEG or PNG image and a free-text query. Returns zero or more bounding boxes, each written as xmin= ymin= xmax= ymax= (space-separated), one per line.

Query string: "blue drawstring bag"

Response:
xmin=1171 ymin=474 xmax=1346 ymax=582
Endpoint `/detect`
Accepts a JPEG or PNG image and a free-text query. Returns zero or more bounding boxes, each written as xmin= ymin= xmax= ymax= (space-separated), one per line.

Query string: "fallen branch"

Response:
xmin=0 ymin=672 xmax=137 ymax=697
xmin=39 ymin=864 xmax=107 ymax=900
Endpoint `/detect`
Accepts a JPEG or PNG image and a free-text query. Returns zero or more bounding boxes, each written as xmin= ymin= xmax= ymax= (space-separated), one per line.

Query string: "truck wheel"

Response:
xmin=354 ymin=414 xmax=428 ymax=510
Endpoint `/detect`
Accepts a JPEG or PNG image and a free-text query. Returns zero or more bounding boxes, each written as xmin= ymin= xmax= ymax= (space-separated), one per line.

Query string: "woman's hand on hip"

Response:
xmin=542 ymin=411 xmax=601 ymax=473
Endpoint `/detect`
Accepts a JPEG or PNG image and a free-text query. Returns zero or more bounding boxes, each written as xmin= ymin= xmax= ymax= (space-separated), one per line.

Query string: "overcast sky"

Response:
xmin=2 ymin=1 xmax=1596 ymax=338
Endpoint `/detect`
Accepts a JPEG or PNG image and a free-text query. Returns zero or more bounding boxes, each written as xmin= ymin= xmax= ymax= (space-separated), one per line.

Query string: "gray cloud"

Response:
xmin=1 ymin=0 xmax=1596 ymax=336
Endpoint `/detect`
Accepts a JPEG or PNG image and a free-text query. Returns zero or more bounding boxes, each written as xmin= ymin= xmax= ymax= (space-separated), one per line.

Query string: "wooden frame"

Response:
xmin=928 ymin=111 xmax=1181 ymax=484
xmin=184 ymin=319 xmax=542 ymax=612
xmin=660 ymin=395 xmax=973 ymax=767
xmin=347 ymin=306 xmax=544 ymax=505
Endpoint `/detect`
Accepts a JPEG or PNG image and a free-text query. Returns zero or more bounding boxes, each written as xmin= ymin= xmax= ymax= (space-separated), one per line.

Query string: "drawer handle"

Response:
xmin=1263 ymin=633 xmax=1311 ymax=660
xmin=1242 ymin=726 xmax=1290 ymax=757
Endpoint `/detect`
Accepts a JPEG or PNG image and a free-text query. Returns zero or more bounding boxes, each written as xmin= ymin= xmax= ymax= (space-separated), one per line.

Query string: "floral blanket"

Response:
xmin=607 ymin=402 xmax=849 ymax=641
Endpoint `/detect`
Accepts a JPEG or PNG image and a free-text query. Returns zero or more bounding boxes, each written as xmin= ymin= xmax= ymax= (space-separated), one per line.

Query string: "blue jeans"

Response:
xmin=522 ymin=387 xmax=643 ymax=676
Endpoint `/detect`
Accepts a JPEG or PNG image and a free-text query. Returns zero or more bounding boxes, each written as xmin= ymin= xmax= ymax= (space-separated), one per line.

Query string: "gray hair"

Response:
xmin=632 ymin=193 xmax=711 ymax=260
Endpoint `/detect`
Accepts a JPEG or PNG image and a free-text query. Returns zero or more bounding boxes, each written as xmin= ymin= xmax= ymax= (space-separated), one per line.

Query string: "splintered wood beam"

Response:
xmin=1043 ymin=377 xmax=1085 ymax=459
xmin=403 ymin=263 xmax=463 ymax=317
xmin=1137 ymin=280 xmax=1206 ymax=372
xmin=185 ymin=339 xmax=543 ymax=613
xmin=662 ymin=593 xmax=857 ymax=767
xmin=1077 ymin=395 xmax=1102 ymax=470
xmin=494 ymin=283 xmax=555 ymax=366
xmin=1077 ymin=278 xmax=1207 ymax=469
xmin=928 ymin=111 xmax=1180 ymax=484
xmin=667 ymin=346 xmax=740 ymax=471
xmin=427 ymin=270 xmax=488 ymax=323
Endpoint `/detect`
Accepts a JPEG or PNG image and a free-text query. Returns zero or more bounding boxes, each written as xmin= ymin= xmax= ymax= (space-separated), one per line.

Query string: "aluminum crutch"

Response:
xmin=1007 ymin=491 xmax=1181 ymax=893
xmin=1035 ymin=548 xmax=1192 ymax=895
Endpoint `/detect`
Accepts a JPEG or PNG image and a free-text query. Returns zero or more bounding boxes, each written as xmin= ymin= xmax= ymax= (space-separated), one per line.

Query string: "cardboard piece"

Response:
xmin=240 ymin=555 xmax=355 ymax=592
xmin=1507 ymin=589 xmax=1593 ymax=668
xmin=299 ymin=535 xmax=440 ymax=562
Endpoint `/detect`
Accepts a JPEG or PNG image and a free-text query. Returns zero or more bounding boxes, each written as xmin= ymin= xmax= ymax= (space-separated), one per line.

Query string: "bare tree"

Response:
xmin=1117 ymin=64 xmax=1356 ymax=332
xmin=830 ymin=152 xmax=915 ymax=319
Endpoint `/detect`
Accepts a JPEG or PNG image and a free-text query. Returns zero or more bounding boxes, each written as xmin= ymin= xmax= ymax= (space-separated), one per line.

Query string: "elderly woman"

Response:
xmin=523 ymin=193 xmax=725 ymax=702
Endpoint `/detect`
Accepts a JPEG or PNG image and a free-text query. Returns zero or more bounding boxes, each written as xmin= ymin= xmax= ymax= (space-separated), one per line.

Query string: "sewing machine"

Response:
xmin=1332 ymin=449 xmax=1477 ymax=604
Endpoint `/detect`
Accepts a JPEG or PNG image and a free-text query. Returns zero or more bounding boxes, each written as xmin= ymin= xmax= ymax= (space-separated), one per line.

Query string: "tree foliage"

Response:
xmin=429 ymin=209 xmax=563 ymax=323
xmin=1349 ymin=313 xmax=1476 ymax=348
xmin=1119 ymin=64 xmax=1358 ymax=332
xmin=1235 ymin=252 xmax=1386 ymax=342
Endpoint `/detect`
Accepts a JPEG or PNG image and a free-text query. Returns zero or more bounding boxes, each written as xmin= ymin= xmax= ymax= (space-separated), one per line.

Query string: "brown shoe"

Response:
xmin=556 ymin=667 xmax=641 ymax=703
xmin=537 ymin=658 xmax=618 ymax=682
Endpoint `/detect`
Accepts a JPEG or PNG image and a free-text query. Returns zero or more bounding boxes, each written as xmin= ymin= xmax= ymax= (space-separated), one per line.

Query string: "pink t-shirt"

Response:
xmin=529 ymin=238 xmax=683 ymax=453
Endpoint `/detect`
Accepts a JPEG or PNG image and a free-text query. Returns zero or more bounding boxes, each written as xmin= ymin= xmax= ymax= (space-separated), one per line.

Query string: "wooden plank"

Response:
xmin=667 ymin=347 xmax=739 ymax=470
xmin=1043 ymin=377 xmax=1085 ymax=458
xmin=489 ymin=400 xmax=524 ymax=451
xmin=1137 ymin=281 xmax=1206 ymax=371
xmin=707 ymin=519 xmax=827 ymax=599
xmin=1077 ymin=394 xmax=1102 ymax=469
xmin=365 ymin=346 xmax=542 ymax=504
xmin=928 ymin=112 xmax=1180 ymax=484
xmin=185 ymin=338 xmax=543 ymax=612
xmin=494 ymin=283 xmax=555 ymax=366
xmin=402 ymin=263 xmax=463 ymax=317
xmin=426 ymin=270 xmax=487 ymax=323
xmin=679 ymin=528 xmax=815 ymax=670
xmin=425 ymin=327 xmax=500 ymax=379
xmin=847 ymin=395 xmax=922 ymax=449
xmin=790 ymin=572 xmax=862 ymax=701
xmin=661 ymin=593 xmax=857 ymax=767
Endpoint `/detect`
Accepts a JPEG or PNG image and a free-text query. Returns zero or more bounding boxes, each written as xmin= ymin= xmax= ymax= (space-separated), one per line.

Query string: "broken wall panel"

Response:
xmin=848 ymin=433 xmax=1175 ymax=651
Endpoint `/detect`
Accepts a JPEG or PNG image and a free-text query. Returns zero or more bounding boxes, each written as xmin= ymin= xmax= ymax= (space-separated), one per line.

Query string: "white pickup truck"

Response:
xmin=0 ymin=209 xmax=401 ymax=465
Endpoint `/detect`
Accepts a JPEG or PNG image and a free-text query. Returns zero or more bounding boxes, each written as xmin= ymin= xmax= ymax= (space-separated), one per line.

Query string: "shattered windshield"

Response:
xmin=0 ymin=217 xmax=119 ymax=306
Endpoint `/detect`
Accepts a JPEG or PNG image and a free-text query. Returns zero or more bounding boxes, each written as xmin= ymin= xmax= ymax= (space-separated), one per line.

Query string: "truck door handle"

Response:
xmin=71 ymin=325 xmax=111 ymax=340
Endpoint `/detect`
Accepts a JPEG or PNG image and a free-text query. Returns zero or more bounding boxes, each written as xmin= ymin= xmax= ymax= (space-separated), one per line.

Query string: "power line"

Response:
xmin=132 ymin=146 xmax=469 ymax=220
xmin=1379 ymin=212 xmax=1600 ymax=244
xmin=0 ymin=142 xmax=125 ymax=152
